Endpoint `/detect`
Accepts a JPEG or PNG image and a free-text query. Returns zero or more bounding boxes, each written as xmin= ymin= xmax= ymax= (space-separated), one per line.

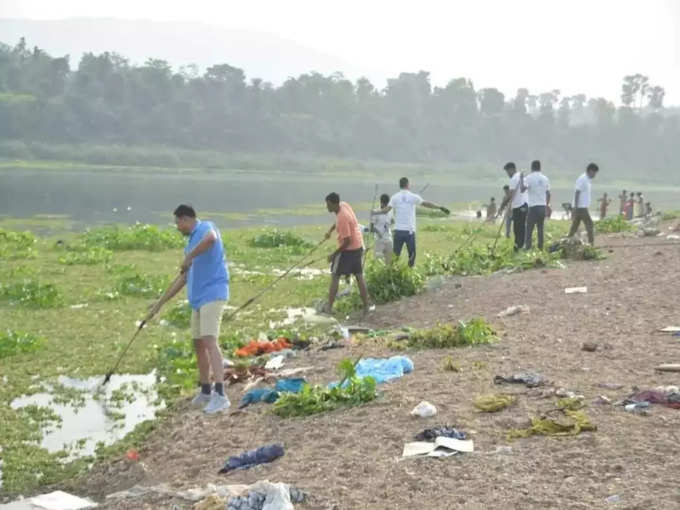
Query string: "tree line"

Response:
xmin=1 ymin=38 xmax=678 ymax=182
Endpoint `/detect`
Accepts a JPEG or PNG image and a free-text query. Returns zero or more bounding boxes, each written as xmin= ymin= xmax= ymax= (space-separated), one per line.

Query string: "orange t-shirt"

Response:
xmin=336 ymin=202 xmax=363 ymax=250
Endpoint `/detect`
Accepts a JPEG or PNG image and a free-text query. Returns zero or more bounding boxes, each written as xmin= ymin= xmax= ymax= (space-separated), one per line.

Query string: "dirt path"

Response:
xmin=73 ymin=232 xmax=680 ymax=509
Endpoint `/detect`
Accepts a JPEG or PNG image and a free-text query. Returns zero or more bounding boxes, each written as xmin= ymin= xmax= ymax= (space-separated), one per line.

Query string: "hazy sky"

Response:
xmin=2 ymin=0 xmax=679 ymax=105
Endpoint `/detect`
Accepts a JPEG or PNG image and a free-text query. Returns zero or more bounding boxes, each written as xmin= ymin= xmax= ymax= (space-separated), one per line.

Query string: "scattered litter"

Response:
xmin=410 ymin=401 xmax=437 ymax=418
xmin=69 ymin=303 xmax=88 ymax=310
xmin=276 ymin=367 xmax=316 ymax=379
xmin=402 ymin=436 xmax=474 ymax=458
xmin=224 ymin=366 xmax=271 ymax=385
xmin=227 ymin=481 xmax=307 ymax=510
xmin=474 ymin=393 xmax=517 ymax=412
xmin=658 ymin=326 xmax=680 ymax=333
xmin=581 ymin=342 xmax=598 ymax=352
xmin=219 ymin=444 xmax=285 ymax=474
xmin=605 ymin=494 xmax=621 ymax=504
xmin=274 ymin=378 xmax=305 ymax=393
xmin=235 ymin=339 xmax=292 ymax=358
xmin=28 ymin=491 xmax=98 ymax=509
xmin=655 ymin=363 xmax=680 ymax=372
xmin=239 ymin=389 xmax=279 ymax=409
xmin=625 ymin=389 xmax=680 ymax=409
xmin=331 ymin=356 xmax=414 ymax=387
xmin=319 ymin=340 xmax=345 ymax=351
xmin=494 ymin=372 xmax=545 ymax=388
xmin=555 ymin=388 xmax=583 ymax=399
xmin=593 ymin=396 xmax=611 ymax=405
xmin=667 ymin=234 xmax=680 ymax=240
xmin=497 ymin=305 xmax=530 ymax=318
xmin=264 ymin=355 xmax=285 ymax=370
xmin=624 ymin=402 xmax=650 ymax=414
xmin=414 ymin=426 xmax=466 ymax=441
xmin=159 ymin=319 xmax=169 ymax=327
xmin=508 ymin=408 xmax=596 ymax=439
xmin=564 ymin=286 xmax=587 ymax=294
xmin=125 ymin=449 xmax=139 ymax=462
xmin=598 ymin=382 xmax=624 ymax=390
xmin=194 ymin=494 xmax=226 ymax=510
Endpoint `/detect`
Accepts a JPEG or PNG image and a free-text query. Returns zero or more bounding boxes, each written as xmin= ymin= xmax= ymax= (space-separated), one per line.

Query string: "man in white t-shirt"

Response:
xmin=371 ymin=177 xmax=449 ymax=267
xmin=503 ymin=162 xmax=529 ymax=250
xmin=371 ymin=194 xmax=394 ymax=263
xmin=568 ymin=162 xmax=599 ymax=245
xmin=524 ymin=160 xmax=551 ymax=250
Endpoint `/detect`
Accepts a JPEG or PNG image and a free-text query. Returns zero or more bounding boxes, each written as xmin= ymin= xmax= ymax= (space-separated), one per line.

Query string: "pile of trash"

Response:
xmin=621 ymin=387 xmax=680 ymax=413
xmin=548 ymin=237 xmax=599 ymax=260
xmin=402 ymin=424 xmax=473 ymax=458
xmin=235 ymin=338 xmax=292 ymax=357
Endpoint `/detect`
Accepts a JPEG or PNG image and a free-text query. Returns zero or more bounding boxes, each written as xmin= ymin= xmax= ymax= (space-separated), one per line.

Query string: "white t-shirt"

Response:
xmin=371 ymin=210 xmax=393 ymax=242
xmin=574 ymin=173 xmax=592 ymax=208
xmin=509 ymin=172 xmax=529 ymax=209
xmin=525 ymin=171 xmax=550 ymax=207
xmin=389 ymin=189 xmax=423 ymax=232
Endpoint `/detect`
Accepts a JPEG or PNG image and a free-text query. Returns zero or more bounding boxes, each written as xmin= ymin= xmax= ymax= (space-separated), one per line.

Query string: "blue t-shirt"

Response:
xmin=185 ymin=220 xmax=229 ymax=309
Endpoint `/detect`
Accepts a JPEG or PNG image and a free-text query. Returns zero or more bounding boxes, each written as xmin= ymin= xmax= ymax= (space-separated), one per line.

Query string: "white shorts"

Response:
xmin=190 ymin=300 xmax=226 ymax=339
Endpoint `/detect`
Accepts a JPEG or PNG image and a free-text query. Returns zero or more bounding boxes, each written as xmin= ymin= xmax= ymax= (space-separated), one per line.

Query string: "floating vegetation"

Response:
xmin=58 ymin=247 xmax=113 ymax=265
xmin=596 ymin=215 xmax=634 ymax=233
xmin=82 ymin=224 xmax=183 ymax=251
xmin=0 ymin=228 xmax=37 ymax=259
xmin=0 ymin=280 xmax=63 ymax=308
xmin=249 ymin=228 xmax=313 ymax=249
xmin=474 ymin=393 xmax=517 ymax=412
xmin=0 ymin=330 xmax=46 ymax=359
xmin=115 ymin=273 xmax=168 ymax=298
xmin=272 ymin=358 xmax=377 ymax=418
xmin=400 ymin=319 xmax=497 ymax=350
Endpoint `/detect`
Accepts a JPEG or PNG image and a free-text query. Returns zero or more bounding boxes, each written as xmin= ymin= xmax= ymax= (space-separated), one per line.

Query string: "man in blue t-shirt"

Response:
xmin=149 ymin=204 xmax=230 ymax=414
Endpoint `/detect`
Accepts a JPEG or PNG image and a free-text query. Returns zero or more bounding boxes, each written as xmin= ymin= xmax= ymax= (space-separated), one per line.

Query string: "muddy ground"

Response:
xmin=67 ymin=230 xmax=680 ymax=509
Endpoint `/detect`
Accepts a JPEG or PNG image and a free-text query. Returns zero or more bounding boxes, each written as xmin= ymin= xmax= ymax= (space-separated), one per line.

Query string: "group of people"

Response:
xmin=147 ymin=164 xmax=609 ymax=414
xmin=616 ymin=190 xmax=651 ymax=220
xmin=484 ymin=161 xmax=600 ymax=250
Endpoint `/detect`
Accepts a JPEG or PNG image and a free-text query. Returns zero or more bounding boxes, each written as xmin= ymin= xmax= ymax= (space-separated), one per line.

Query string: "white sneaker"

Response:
xmin=191 ymin=390 xmax=212 ymax=406
xmin=203 ymin=392 xmax=231 ymax=414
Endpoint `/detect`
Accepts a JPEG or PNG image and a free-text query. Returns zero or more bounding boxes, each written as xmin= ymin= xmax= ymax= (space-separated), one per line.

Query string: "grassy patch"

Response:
xmin=115 ymin=273 xmax=168 ymax=298
xmin=272 ymin=358 xmax=377 ymax=418
xmin=164 ymin=300 xmax=191 ymax=328
xmin=0 ymin=280 xmax=62 ymax=308
xmin=249 ymin=228 xmax=313 ymax=249
xmin=58 ymin=247 xmax=113 ymax=265
xmin=398 ymin=319 xmax=496 ymax=349
xmin=595 ymin=215 xmax=634 ymax=233
xmin=0 ymin=228 xmax=38 ymax=259
xmin=83 ymin=224 xmax=184 ymax=251
xmin=0 ymin=330 xmax=46 ymax=359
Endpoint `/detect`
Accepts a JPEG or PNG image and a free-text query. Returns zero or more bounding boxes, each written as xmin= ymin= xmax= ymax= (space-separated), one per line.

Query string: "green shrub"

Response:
xmin=0 ymin=330 xmax=46 ymax=358
xmin=249 ymin=228 xmax=312 ymax=249
xmin=401 ymin=319 xmax=497 ymax=349
xmin=0 ymin=280 xmax=62 ymax=308
xmin=661 ymin=211 xmax=680 ymax=221
xmin=115 ymin=273 xmax=168 ymax=298
xmin=365 ymin=260 xmax=424 ymax=304
xmin=58 ymin=247 xmax=113 ymax=265
xmin=416 ymin=207 xmax=448 ymax=218
xmin=272 ymin=358 xmax=377 ymax=417
xmin=595 ymin=215 xmax=633 ymax=233
xmin=82 ymin=224 xmax=184 ymax=251
xmin=0 ymin=228 xmax=37 ymax=259
xmin=164 ymin=300 xmax=191 ymax=328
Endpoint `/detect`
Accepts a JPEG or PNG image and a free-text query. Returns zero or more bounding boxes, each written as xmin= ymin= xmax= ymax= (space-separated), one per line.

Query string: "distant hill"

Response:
xmin=0 ymin=17 xmax=365 ymax=83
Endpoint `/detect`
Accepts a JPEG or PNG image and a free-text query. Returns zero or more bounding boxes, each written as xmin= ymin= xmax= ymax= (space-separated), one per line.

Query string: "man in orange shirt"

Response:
xmin=323 ymin=192 xmax=370 ymax=315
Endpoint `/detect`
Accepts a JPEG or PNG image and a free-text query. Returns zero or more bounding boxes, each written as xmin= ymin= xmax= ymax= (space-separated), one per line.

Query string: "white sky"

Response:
xmin=1 ymin=0 xmax=679 ymax=105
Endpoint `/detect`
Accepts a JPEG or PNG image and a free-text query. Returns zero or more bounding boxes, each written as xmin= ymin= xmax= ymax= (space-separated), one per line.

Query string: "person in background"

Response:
xmin=371 ymin=177 xmax=449 ymax=267
xmin=598 ymin=192 xmax=612 ymax=220
xmin=371 ymin=193 xmax=393 ymax=263
xmin=485 ymin=197 xmax=497 ymax=222
xmin=524 ymin=160 xmax=551 ymax=250
xmin=497 ymin=185 xmax=513 ymax=237
xmin=323 ymin=192 xmax=370 ymax=315
xmin=618 ymin=190 xmax=627 ymax=215
xmin=625 ymin=194 xmax=635 ymax=220
xmin=645 ymin=202 xmax=652 ymax=218
xmin=503 ymin=162 xmax=528 ymax=251
xmin=568 ymin=163 xmax=599 ymax=245
xmin=637 ymin=192 xmax=645 ymax=218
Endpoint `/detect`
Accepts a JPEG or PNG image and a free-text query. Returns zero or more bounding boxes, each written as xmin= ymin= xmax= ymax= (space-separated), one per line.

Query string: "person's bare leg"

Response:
xmin=355 ymin=274 xmax=370 ymax=314
xmin=327 ymin=275 xmax=341 ymax=312
xmin=202 ymin=336 xmax=224 ymax=385
xmin=193 ymin=338 xmax=211 ymax=384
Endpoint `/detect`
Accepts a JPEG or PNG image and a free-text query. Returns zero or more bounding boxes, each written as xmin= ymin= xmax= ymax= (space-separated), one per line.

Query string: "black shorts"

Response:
xmin=331 ymin=248 xmax=364 ymax=276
